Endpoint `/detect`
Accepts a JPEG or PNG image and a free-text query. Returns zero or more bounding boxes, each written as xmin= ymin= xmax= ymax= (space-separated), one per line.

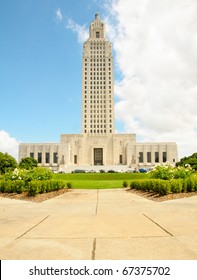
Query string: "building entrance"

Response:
xmin=94 ymin=148 xmax=103 ymax=165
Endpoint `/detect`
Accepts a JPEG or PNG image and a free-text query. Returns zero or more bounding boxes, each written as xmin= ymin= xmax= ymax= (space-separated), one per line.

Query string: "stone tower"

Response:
xmin=81 ymin=13 xmax=114 ymax=135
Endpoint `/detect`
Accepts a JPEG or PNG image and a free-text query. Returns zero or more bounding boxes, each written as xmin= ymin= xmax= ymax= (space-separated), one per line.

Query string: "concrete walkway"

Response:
xmin=0 ymin=189 xmax=197 ymax=260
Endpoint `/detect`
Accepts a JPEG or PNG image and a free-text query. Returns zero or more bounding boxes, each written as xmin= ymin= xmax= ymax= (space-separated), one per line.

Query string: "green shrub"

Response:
xmin=3 ymin=181 xmax=14 ymax=193
xmin=169 ymin=179 xmax=182 ymax=193
xmin=181 ymin=179 xmax=188 ymax=193
xmin=122 ymin=181 xmax=128 ymax=188
xmin=130 ymin=179 xmax=171 ymax=196
xmin=27 ymin=180 xmax=66 ymax=196
xmin=28 ymin=181 xmax=40 ymax=196
xmin=149 ymin=163 xmax=193 ymax=180
xmin=0 ymin=180 xmax=6 ymax=193
xmin=67 ymin=182 xmax=73 ymax=189
xmin=149 ymin=164 xmax=174 ymax=180
xmin=13 ymin=180 xmax=26 ymax=194
xmin=186 ymin=177 xmax=197 ymax=192
xmin=4 ymin=167 xmax=53 ymax=182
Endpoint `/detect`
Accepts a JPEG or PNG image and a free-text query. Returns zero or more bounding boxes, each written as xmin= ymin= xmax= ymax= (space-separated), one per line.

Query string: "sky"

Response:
xmin=0 ymin=0 xmax=197 ymax=161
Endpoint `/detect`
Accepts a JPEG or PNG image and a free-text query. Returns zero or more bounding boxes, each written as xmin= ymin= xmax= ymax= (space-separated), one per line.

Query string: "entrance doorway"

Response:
xmin=94 ymin=148 xmax=103 ymax=165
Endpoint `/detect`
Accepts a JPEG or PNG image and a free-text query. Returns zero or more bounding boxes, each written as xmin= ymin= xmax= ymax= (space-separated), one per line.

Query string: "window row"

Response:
xmin=138 ymin=152 xmax=167 ymax=163
xmin=84 ymin=119 xmax=112 ymax=123
xmin=84 ymin=86 xmax=112 ymax=90
xmin=84 ymin=124 xmax=112 ymax=129
xmin=84 ymin=70 xmax=112 ymax=76
xmin=90 ymin=51 xmax=105 ymax=55
xmin=84 ymin=129 xmax=113 ymax=134
xmin=84 ymin=114 xmax=112 ymax=119
xmin=85 ymin=76 xmax=112 ymax=80
xmin=84 ymin=90 xmax=112 ymax=94
xmin=90 ymin=46 xmax=107 ymax=50
xmin=84 ymin=81 xmax=112 ymax=84
xmin=30 ymin=152 xmax=58 ymax=164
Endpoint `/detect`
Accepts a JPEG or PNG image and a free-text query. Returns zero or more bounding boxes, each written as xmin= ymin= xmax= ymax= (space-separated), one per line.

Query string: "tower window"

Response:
xmin=53 ymin=153 xmax=58 ymax=164
xmin=38 ymin=153 xmax=42 ymax=164
xmin=30 ymin=152 xmax=34 ymax=158
xmin=139 ymin=152 xmax=143 ymax=163
xmin=45 ymin=153 xmax=50 ymax=164
xmin=96 ymin=31 xmax=100 ymax=38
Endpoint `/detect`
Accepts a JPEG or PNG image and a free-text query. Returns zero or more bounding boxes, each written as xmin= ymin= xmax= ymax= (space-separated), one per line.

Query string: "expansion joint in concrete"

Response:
xmin=95 ymin=189 xmax=99 ymax=215
xmin=15 ymin=215 xmax=50 ymax=240
xmin=91 ymin=238 xmax=97 ymax=260
xmin=143 ymin=214 xmax=173 ymax=237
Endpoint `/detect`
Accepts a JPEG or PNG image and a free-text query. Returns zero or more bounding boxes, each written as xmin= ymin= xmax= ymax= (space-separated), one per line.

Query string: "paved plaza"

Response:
xmin=0 ymin=189 xmax=197 ymax=260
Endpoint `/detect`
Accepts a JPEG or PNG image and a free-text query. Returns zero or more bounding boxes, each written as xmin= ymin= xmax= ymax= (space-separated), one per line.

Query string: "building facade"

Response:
xmin=19 ymin=14 xmax=178 ymax=171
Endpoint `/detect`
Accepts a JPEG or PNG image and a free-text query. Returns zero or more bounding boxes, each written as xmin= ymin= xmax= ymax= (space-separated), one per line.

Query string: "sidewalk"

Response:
xmin=0 ymin=189 xmax=197 ymax=260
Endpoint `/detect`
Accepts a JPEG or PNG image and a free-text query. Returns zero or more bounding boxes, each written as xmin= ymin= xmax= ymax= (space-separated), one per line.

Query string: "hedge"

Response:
xmin=26 ymin=180 xmax=66 ymax=196
xmin=0 ymin=180 xmax=26 ymax=194
xmin=0 ymin=180 xmax=67 ymax=196
xmin=129 ymin=177 xmax=197 ymax=196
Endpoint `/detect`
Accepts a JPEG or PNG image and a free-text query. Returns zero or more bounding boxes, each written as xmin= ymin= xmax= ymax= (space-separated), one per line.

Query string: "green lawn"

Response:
xmin=53 ymin=173 xmax=149 ymax=189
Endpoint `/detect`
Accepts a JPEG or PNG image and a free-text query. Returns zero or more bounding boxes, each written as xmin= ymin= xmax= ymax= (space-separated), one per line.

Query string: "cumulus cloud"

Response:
xmin=62 ymin=0 xmax=197 ymax=158
xmin=55 ymin=8 xmax=63 ymax=22
xmin=0 ymin=131 xmax=19 ymax=160
xmin=104 ymin=0 xmax=197 ymax=158
xmin=66 ymin=18 xmax=89 ymax=44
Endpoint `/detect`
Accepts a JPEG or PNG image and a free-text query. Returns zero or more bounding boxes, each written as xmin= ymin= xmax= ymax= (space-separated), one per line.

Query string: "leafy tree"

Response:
xmin=19 ymin=157 xmax=38 ymax=170
xmin=0 ymin=152 xmax=18 ymax=174
xmin=176 ymin=153 xmax=197 ymax=171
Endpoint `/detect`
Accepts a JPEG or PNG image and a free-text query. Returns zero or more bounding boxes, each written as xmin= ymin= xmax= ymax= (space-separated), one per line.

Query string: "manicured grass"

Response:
xmin=53 ymin=173 xmax=148 ymax=189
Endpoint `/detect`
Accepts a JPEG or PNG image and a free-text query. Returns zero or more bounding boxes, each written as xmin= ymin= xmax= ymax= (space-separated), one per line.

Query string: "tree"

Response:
xmin=19 ymin=157 xmax=38 ymax=170
xmin=0 ymin=152 xmax=18 ymax=174
xmin=176 ymin=153 xmax=197 ymax=171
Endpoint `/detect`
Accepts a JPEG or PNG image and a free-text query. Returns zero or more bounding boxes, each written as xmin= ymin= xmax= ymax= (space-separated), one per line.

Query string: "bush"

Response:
xmin=24 ymin=167 xmax=53 ymax=181
xmin=169 ymin=179 xmax=182 ymax=193
xmin=4 ymin=167 xmax=53 ymax=182
xmin=0 ymin=152 xmax=18 ymax=174
xmin=149 ymin=163 xmax=193 ymax=180
xmin=19 ymin=157 xmax=38 ymax=169
xmin=67 ymin=182 xmax=73 ymax=189
xmin=28 ymin=181 xmax=40 ymax=196
xmin=27 ymin=180 xmax=66 ymax=196
xmin=149 ymin=164 xmax=174 ymax=180
xmin=130 ymin=179 xmax=170 ymax=196
xmin=122 ymin=181 xmax=128 ymax=188
xmin=0 ymin=180 xmax=26 ymax=194
xmin=186 ymin=177 xmax=197 ymax=192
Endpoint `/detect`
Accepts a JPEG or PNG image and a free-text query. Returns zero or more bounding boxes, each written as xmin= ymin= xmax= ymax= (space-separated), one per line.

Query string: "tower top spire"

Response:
xmin=95 ymin=13 xmax=99 ymax=20
xmin=89 ymin=13 xmax=105 ymax=39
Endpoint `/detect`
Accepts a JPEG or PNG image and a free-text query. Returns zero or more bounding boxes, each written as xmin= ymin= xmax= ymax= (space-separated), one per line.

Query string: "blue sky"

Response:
xmin=0 ymin=0 xmax=197 ymax=160
xmin=0 ymin=0 xmax=98 ymax=143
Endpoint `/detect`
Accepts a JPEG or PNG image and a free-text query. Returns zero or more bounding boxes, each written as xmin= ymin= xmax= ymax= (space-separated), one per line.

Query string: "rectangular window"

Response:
xmin=155 ymin=152 xmax=159 ymax=163
xmin=139 ymin=152 xmax=143 ymax=163
xmin=163 ymin=152 xmax=167 ymax=162
xmin=30 ymin=152 xmax=34 ymax=159
xmin=94 ymin=148 xmax=103 ymax=165
xmin=38 ymin=153 xmax=42 ymax=164
xmin=74 ymin=155 xmax=77 ymax=164
xmin=45 ymin=153 xmax=50 ymax=164
xmin=147 ymin=152 xmax=151 ymax=163
xmin=119 ymin=155 xmax=123 ymax=164
xmin=96 ymin=31 xmax=100 ymax=38
xmin=53 ymin=153 xmax=58 ymax=164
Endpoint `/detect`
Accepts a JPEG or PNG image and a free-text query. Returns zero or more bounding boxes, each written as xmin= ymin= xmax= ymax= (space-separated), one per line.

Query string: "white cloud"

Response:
xmin=104 ymin=0 xmax=197 ymax=159
xmin=55 ymin=8 xmax=63 ymax=22
xmin=65 ymin=18 xmax=89 ymax=44
xmin=0 ymin=131 xmax=19 ymax=160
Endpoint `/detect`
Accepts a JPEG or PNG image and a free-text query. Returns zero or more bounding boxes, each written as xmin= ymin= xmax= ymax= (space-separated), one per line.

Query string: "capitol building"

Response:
xmin=19 ymin=14 xmax=178 ymax=172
